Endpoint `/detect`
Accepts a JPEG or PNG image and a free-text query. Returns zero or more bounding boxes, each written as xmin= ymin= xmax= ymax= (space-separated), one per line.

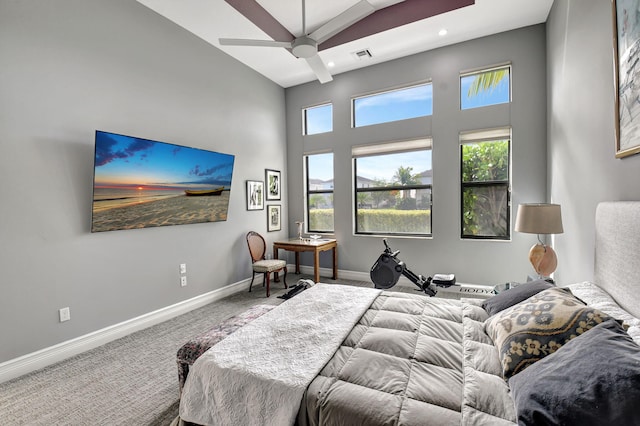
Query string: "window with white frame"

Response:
xmin=460 ymin=128 xmax=511 ymax=239
xmin=305 ymin=152 xmax=334 ymax=233
xmin=352 ymin=82 xmax=433 ymax=128
xmin=303 ymin=103 xmax=333 ymax=135
xmin=460 ymin=65 xmax=511 ymax=110
xmin=353 ymin=139 xmax=432 ymax=236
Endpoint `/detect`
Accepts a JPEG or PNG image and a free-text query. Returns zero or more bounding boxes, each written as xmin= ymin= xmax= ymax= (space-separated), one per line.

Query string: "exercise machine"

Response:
xmin=370 ymin=239 xmax=455 ymax=297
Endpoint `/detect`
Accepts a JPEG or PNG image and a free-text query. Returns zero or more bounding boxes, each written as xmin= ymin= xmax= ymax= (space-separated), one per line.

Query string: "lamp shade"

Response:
xmin=515 ymin=204 xmax=564 ymax=235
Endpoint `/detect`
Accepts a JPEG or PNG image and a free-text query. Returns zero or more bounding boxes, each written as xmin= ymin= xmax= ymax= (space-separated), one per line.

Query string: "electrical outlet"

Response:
xmin=179 ymin=263 xmax=187 ymax=274
xmin=180 ymin=276 xmax=187 ymax=287
xmin=59 ymin=307 xmax=71 ymax=322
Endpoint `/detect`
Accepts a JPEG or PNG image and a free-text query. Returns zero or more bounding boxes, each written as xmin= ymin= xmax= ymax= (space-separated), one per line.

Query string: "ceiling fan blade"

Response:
xmin=219 ymin=38 xmax=292 ymax=48
xmin=305 ymin=54 xmax=333 ymax=84
xmin=309 ymin=0 xmax=376 ymax=44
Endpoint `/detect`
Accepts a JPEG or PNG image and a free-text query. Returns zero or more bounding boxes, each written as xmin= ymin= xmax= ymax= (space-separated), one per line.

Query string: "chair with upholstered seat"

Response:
xmin=246 ymin=231 xmax=287 ymax=297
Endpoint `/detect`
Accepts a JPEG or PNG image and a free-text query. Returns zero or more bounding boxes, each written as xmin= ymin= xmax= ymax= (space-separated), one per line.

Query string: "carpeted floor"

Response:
xmin=0 ymin=275 xmax=452 ymax=425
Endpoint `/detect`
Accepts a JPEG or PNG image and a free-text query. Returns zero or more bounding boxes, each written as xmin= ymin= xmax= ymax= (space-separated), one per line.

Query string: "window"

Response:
xmin=305 ymin=152 xmax=334 ymax=233
xmin=460 ymin=65 xmax=511 ymax=110
xmin=353 ymin=139 xmax=432 ymax=236
xmin=460 ymin=128 xmax=511 ymax=239
xmin=303 ymin=103 xmax=332 ymax=135
xmin=352 ymin=82 xmax=433 ymax=128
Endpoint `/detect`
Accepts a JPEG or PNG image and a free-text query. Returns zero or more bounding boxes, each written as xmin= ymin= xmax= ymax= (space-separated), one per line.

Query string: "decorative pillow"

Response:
xmin=509 ymin=319 xmax=640 ymax=426
xmin=481 ymin=279 xmax=555 ymax=316
xmin=485 ymin=287 xmax=614 ymax=379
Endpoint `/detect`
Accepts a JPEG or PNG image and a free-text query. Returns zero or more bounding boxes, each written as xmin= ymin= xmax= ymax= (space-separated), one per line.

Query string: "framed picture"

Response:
xmin=265 ymin=169 xmax=281 ymax=200
xmin=246 ymin=180 xmax=264 ymax=211
xmin=267 ymin=204 xmax=281 ymax=232
xmin=613 ymin=0 xmax=640 ymax=158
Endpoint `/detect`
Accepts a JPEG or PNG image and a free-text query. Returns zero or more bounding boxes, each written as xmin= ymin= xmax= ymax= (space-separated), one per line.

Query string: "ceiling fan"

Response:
xmin=219 ymin=0 xmax=376 ymax=84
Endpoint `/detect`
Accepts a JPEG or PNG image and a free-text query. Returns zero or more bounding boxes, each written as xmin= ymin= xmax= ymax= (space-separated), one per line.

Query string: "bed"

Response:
xmin=177 ymin=201 xmax=640 ymax=426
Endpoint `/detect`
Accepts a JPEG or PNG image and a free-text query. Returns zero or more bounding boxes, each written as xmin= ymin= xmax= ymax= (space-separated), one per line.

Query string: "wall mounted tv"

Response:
xmin=91 ymin=130 xmax=235 ymax=233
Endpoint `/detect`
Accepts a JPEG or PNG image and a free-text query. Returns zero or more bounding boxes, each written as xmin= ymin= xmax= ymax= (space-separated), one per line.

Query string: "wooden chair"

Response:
xmin=246 ymin=231 xmax=287 ymax=297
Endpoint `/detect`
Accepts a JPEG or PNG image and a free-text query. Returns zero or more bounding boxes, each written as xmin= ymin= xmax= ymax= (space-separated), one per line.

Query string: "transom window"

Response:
xmin=352 ymin=82 xmax=433 ymax=128
xmin=305 ymin=152 xmax=334 ymax=233
xmin=303 ymin=103 xmax=333 ymax=135
xmin=460 ymin=65 xmax=511 ymax=110
xmin=353 ymin=139 xmax=432 ymax=237
xmin=460 ymin=128 xmax=511 ymax=239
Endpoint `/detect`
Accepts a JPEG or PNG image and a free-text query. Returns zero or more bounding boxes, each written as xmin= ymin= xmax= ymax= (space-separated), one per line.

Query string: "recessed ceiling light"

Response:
xmin=438 ymin=29 xmax=448 ymax=36
xmin=327 ymin=61 xmax=335 ymax=68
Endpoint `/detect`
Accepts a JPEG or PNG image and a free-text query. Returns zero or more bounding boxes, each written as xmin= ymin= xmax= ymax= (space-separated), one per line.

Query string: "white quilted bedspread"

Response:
xmin=179 ymin=284 xmax=381 ymax=426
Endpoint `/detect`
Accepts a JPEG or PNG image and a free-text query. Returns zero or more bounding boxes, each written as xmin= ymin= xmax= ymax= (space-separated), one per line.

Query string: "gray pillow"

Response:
xmin=485 ymin=287 xmax=614 ymax=378
xmin=481 ymin=279 xmax=554 ymax=316
xmin=509 ymin=319 xmax=640 ymax=426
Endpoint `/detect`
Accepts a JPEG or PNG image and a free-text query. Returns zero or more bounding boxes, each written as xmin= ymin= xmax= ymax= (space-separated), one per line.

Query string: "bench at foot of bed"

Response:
xmin=176 ymin=304 xmax=276 ymax=391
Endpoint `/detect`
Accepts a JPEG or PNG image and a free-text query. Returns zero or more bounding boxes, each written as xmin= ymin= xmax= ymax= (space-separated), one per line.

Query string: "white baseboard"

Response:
xmin=295 ymin=264 xmax=369 ymax=282
xmin=1 ymin=266 xmax=495 ymax=384
xmin=0 ymin=278 xmax=252 ymax=384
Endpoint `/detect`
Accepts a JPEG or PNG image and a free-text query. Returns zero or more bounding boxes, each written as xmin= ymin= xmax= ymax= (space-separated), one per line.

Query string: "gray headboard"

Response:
xmin=595 ymin=201 xmax=640 ymax=318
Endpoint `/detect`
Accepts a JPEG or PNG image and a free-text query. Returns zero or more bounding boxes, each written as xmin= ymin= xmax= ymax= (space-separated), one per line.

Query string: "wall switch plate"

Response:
xmin=59 ymin=307 xmax=71 ymax=322
xmin=179 ymin=263 xmax=187 ymax=274
xmin=180 ymin=276 xmax=187 ymax=287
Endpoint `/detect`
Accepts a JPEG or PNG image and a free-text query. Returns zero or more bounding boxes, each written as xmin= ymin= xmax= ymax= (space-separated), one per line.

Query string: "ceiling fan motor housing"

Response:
xmin=292 ymin=36 xmax=317 ymax=58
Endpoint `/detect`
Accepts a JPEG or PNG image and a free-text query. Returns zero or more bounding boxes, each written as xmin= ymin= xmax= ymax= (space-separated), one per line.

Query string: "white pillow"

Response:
xmin=567 ymin=281 xmax=640 ymax=344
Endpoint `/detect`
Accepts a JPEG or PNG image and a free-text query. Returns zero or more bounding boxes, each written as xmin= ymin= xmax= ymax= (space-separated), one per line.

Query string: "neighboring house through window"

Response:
xmin=353 ymin=139 xmax=432 ymax=237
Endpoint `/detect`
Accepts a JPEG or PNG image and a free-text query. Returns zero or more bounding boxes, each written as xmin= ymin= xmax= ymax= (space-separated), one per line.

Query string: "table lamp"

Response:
xmin=515 ymin=203 xmax=564 ymax=277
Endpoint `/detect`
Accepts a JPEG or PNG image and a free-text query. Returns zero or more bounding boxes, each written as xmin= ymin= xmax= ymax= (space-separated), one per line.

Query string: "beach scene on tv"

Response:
xmin=91 ymin=131 xmax=235 ymax=232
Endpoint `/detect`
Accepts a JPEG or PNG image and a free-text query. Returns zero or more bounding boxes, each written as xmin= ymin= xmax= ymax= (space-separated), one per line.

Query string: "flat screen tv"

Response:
xmin=91 ymin=130 xmax=235 ymax=233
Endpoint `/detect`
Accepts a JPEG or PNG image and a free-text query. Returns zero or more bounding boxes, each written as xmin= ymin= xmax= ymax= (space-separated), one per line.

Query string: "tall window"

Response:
xmin=305 ymin=152 xmax=334 ymax=233
xmin=460 ymin=128 xmax=511 ymax=239
xmin=353 ymin=139 xmax=432 ymax=236
xmin=303 ymin=103 xmax=333 ymax=135
xmin=352 ymin=82 xmax=433 ymax=127
xmin=460 ymin=65 xmax=511 ymax=110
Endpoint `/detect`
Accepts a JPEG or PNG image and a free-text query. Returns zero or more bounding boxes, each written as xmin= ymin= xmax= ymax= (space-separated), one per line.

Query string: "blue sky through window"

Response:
xmin=460 ymin=68 xmax=510 ymax=110
xmin=304 ymin=104 xmax=332 ymax=135
xmin=353 ymin=83 xmax=433 ymax=127
xmin=308 ymin=152 xmax=333 ymax=181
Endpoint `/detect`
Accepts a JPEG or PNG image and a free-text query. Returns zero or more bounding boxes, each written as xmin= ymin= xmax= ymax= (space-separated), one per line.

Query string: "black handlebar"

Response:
xmin=383 ymin=238 xmax=400 ymax=257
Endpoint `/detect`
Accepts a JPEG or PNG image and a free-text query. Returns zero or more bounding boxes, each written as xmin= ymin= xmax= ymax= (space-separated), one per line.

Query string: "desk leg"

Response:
xmin=313 ymin=249 xmax=320 ymax=283
xmin=273 ymin=246 xmax=280 ymax=282
xmin=332 ymin=247 xmax=338 ymax=280
xmin=295 ymin=252 xmax=300 ymax=274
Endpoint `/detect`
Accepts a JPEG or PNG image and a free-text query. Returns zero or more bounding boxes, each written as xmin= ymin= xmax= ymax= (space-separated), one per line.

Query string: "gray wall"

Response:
xmin=547 ymin=0 xmax=640 ymax=284
xmin=0 ymin=0 xmax=286 ymax=363
xmin=285 ymin=25 xmax=548 ymax=286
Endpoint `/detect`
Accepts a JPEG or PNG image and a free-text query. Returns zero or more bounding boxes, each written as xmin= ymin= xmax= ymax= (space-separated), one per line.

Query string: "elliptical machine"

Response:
xmin=370 ymin=239 xmax=455 ymax=297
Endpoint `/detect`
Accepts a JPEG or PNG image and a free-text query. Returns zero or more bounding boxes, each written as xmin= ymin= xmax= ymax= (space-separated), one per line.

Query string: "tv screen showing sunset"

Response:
xmin=91 ymin=131 xmax=235 ymax=232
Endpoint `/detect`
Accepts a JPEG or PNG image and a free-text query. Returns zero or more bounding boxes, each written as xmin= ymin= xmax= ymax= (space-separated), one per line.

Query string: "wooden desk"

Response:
xmin=273 ymin=238 xmax=337 ymax=283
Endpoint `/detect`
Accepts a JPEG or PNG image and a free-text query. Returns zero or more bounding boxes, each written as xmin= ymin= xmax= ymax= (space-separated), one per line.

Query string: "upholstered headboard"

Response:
xmin=595 ymin=201 xmax=640 ymax=318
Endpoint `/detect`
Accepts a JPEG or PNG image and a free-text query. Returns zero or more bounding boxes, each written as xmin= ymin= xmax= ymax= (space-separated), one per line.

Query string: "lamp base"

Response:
xmin=528 ymin=243 xmax=558 ymax=277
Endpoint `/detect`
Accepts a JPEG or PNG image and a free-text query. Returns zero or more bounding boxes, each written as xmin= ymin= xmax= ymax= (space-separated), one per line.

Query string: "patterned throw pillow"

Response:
xmin=485 ymin=287 xmax=614 ymax=379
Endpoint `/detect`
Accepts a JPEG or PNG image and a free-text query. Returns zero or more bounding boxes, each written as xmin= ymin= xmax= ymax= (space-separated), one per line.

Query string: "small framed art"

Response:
xmin=265 ymin=169 xmax=281 ymax=200
xmin=246 ymin=180 xmax=264 ymax=211
xmin=267 ymin=204 xmax=281 ymax=232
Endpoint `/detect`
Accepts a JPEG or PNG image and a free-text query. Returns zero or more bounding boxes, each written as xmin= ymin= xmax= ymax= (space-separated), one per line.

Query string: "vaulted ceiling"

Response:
xmin=137 ymin=0 xmax=553 ymax=88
